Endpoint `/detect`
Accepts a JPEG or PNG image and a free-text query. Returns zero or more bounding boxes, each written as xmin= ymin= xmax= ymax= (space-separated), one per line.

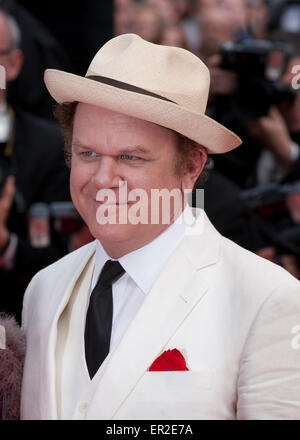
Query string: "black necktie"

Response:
xmin=85 ymin=259 xmax=125 ymax=378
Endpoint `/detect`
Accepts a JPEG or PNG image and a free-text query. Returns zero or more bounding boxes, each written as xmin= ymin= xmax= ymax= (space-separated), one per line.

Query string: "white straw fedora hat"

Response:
xmin=44 ymin=33 xmax=241 ymax=154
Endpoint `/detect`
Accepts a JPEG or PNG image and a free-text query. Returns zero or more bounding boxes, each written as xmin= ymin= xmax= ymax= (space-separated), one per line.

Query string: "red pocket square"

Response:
xmin=149 ymin=349 xmax=189 ymax=371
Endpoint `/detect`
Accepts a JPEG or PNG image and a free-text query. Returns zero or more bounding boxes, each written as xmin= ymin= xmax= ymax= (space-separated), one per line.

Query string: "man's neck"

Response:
xmin=100 ymin=204 xmax=190 ymax=259
xmin=101 ymin=223 xmax=175 ymax=259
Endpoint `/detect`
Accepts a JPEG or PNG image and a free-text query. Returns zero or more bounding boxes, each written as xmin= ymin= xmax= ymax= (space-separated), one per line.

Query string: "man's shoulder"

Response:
xmin=21 ymin=240 xmax=97 ymax=329
xmin=220 ymin=234 xmax=299 ymax=287
xmin=183 ymin=209 xmax=300 ymax=293
xmin=214 ymin=234 xmax=300 ymax=324
xmin=181 ymin=214 xmax=300 ymax=333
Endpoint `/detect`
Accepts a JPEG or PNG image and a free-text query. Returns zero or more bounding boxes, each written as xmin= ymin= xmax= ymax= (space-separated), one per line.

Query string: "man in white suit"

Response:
xmin=21 ymin=34 xmax=300 ymax=420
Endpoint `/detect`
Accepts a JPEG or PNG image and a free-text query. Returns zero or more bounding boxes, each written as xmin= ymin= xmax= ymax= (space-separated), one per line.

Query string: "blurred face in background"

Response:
xmin=199 ymin=8 xmax=234 ymax=58
xmin=245 ymin=0 xmax=269 ymax=39
xmin=0 ymin=12 xmax=23 ymax=103
xmin=280 ymin=56 xmax=300 ymax=134
xmin=160 ymin=25 xmax=187 ymax=48
xmin=196 ymin=0 xmax=219 ymax=15
xmin=132 ymin=4 xmax=163 ymax=43
xmin=146 ymin=0 xmax=180 ymax=25
xmin=174 ymin=0 xmax=191 ymax=19
xmin=114 ymin=0 xmax=134 ymax=35
xmin=219 ymin=0 xmax=247 ymax=32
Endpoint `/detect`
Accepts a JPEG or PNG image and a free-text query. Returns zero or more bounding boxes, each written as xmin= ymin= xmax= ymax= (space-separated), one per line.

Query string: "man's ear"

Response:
xmin=5 ymin=49 xmax=24 ymax=82
xmin=181 ymin=146 xmax=208 ymax=192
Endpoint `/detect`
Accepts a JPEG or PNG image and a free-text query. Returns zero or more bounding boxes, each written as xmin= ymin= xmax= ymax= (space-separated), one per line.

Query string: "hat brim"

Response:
xmin=44 ymin=69 xmax=241 ymax=154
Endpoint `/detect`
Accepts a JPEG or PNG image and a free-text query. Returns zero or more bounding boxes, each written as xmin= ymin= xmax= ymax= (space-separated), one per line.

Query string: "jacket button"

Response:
xmin=79 ymin=402 xmax=88 ymax=413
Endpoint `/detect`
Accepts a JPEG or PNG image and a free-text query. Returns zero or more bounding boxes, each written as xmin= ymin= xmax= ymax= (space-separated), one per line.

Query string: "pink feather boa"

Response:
xmin=0 ymin=314 xmax=26 ymax=420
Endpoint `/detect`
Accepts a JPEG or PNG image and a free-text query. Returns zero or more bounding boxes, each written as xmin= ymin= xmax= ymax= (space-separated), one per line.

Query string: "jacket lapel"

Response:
xmin=85 ymin=209 xmax=221 ymax=419
xmin=39 ymin=241 xmax=97 ymax=419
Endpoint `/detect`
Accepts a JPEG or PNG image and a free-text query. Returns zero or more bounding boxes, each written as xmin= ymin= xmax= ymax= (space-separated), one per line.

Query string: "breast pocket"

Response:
xmin=140 ymin=370 xmax=213 ymax=393
xmin=127 ymin=371 xmax=213 ymax=419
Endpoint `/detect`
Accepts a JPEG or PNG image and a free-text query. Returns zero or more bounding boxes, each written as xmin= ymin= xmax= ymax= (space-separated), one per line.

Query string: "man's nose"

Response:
xmin=92 ymin=156 xmax=122 ymax=189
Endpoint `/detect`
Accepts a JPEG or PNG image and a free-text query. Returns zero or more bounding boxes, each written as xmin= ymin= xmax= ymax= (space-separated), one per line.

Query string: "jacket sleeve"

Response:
xmin=21 ymin=271 xmax=40 ymax=332
xmin=237 ymin=281 xmax=300 ymax=419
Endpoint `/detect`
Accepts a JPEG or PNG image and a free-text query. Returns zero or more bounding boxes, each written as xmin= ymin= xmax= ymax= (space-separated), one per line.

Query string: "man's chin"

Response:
xmin=90 ymin=222 xmax=135 ymax=244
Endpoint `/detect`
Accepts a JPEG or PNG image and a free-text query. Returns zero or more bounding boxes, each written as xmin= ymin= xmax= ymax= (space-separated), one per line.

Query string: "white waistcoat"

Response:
xmin=56 ymin=253 xmax=103 ymax=419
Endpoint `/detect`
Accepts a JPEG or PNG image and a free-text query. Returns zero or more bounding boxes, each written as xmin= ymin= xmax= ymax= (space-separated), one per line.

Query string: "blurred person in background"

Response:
xmin=198 ymin=6 xmax=235 ymax=61
xmin=1 ymin=0 xmax=69 ymax=120
xmin=198 ymin=0 xmax=262 ymax=41
xmin=196 ymin=0 xmax=249 ymax=39
xmin=246 ymin=47 xmax=300 ymax=185
xmin=160 ymin=23 xmax=188 ymax=48
xmin=246 ymin=0 xmax=269 ymax=40
xmin=0 ymin=7 xmax=90 ymax=323
xmin=219 ymin=0 xmax=249 ymax=40
xmin=174 ymin=0 xmax=193 ymax=19
xmin=178 ymin=0 xmax=203 ymax=53
xmin=115 ymin=0 xmax=135 ymax=36
xmin=280 ymin=49 xmax=300 ymax=146
xmin=245 ymin=43 xmax=300 ymax=276
xmin=146 ymin=0 xmax=181 ymax=26
xmin=193 ymin=6 xmax=274 ymax=264
xmin=198 ymin=6 xmax=238 ymax=99
xmin=199 ymin=0 xmax=270 ymax=102
xmin=269 ymin=0 xmax=300 ymax=34
xmin=195 ymin=0 xmax=219 ymax=14
xmin=132 ymin=2 xmax=164 ymax=44
xmin=198 ymin=6 xmax=271 ymax=187
xmin=157 ymin=0 xmax=196 ymax=50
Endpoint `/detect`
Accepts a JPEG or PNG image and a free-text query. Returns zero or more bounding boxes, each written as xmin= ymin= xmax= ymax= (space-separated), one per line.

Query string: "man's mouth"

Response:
xmin=94 ymin=200 xmax=129 ymax=206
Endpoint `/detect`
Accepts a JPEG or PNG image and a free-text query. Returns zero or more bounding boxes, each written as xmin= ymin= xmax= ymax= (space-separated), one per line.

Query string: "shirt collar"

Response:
xmin=93 ymin=204 xmax=195 ymax=294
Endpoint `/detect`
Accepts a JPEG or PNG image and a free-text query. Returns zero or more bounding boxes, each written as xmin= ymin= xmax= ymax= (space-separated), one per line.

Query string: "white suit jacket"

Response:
xmin=21 ymin=209 xmax=300 ymax=419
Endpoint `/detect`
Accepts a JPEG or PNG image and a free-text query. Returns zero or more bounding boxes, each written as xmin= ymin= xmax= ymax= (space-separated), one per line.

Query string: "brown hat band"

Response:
xmin=86 ymin=75 xmax=176 ymax=104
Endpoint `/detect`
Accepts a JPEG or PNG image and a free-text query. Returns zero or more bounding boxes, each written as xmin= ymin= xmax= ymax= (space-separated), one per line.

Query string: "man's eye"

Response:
xmin=120 ymin=154 xmax=140 ymax=161
xmin=80 ymin=151 xmax=98 ymax=158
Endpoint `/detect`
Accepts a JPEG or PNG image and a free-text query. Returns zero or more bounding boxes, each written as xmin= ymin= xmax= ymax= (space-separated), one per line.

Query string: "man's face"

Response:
xmin=70 ymin=103 xmax=202 ymax=257
xmin=0 ymin=13 xmax=23 ymax=85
